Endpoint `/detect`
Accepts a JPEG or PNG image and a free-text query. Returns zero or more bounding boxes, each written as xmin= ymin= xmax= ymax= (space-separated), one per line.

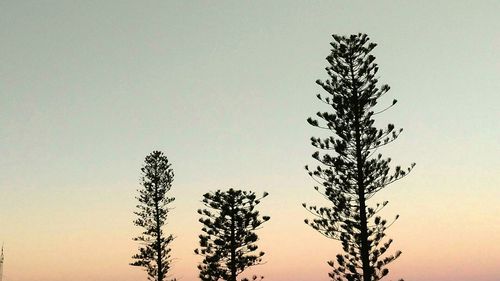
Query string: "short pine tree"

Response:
xmin=194 ymin=188 xmax=270 ymax=281
xmin=131 ymin=151 xmax=176 ymax=281
xmin=304 ymin=33 xmax=415 ymax=281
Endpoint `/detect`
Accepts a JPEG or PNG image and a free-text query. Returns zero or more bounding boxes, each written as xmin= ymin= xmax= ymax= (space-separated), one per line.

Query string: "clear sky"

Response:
xmin=1 ymin=1 xmax=499 ymax=281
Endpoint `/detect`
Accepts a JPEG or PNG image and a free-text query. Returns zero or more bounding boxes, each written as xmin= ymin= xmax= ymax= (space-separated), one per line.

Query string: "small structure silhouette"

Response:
xmin=0 ymin=244 xmax=4 ymax=281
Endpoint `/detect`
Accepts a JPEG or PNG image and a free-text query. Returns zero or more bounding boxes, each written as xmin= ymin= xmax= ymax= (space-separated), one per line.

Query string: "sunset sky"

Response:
xmin=1 ymin=1 xmax=499 ymax=281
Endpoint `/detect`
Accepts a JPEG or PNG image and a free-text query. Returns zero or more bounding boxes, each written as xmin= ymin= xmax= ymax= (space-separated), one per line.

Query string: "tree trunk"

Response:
xmin=155 ymin=180 xmax=163 ymax=281
xmin=351 ymin=58 xmax=371 ymax=281
xmin=230 ymin=198 xmax=237 ymax=281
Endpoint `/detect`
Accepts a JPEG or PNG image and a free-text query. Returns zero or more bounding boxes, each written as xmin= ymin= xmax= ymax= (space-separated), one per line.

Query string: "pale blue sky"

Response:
xmin=1 ymin=1 xmax=499 ymax=281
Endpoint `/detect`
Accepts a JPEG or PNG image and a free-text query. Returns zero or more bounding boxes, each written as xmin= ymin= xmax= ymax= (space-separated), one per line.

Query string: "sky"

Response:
xmin=1 ymin=1 xmax=499 ymax=281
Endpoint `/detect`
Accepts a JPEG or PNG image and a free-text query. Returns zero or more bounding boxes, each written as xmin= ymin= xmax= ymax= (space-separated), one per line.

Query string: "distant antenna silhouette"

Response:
xmin=0 ymin=244 xmax=3 ymax=281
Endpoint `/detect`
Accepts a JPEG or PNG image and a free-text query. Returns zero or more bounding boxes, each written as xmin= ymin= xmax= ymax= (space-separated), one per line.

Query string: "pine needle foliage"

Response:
xmin=195 ymin=188 xmax=270 ymax=281
xmin=131 ymin=151 xmax=176 ymax=281
xmin=303 ymin=33 xmax=415 ymax=281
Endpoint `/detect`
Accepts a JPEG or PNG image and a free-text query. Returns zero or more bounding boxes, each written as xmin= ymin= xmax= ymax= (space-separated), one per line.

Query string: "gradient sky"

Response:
xmin=1 ymin=1 xmax=499 ymax=281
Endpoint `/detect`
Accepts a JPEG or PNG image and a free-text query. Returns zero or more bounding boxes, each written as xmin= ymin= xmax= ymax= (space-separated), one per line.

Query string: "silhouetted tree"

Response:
xmin=195 ymin=188 xmax=270 ymax=281
xmin=131 ymin=151 xmax=176 ymax=281
xmin=304 ymin=33 xmax=415 ymax=281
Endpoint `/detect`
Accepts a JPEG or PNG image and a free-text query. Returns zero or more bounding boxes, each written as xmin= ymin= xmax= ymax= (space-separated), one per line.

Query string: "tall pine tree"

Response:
xmin=131 ymin=151 xmax=176 ymax=281
xmin=194 ymin=188 xmax=270 ymax=281
xmin=304 ymin=33 xmax=415 ymax=281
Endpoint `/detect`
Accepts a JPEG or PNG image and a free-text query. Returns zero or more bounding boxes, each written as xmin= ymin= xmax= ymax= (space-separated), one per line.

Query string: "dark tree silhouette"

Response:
xmin=131 ymin=151 xmax=176 ymax=281
xmin=194 ymin=188 xmax=270 ymax=281
xmin=304 ymin=33 xmax=415 ymax=281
